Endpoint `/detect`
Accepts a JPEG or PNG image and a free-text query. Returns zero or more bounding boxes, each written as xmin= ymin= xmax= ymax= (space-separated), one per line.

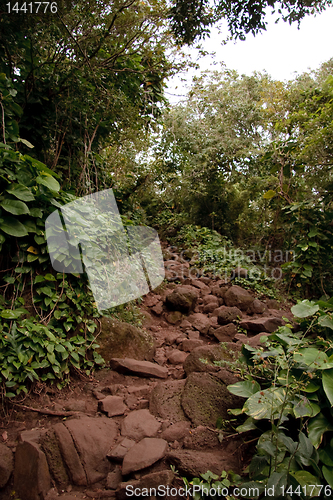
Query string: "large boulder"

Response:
xmin=150 ymin=380 xmax=188 ymax=422
xmin=14 ymin=441 xmax=51 ymax=500
xmin=65 ymin=417 xmax=118 ymax=484
xmin=217 ymin=306 xmax=242 ymax=325
xmin=97 ymin=319 xmax=155 ymax=362
xmin=183 ymin=344 xmax=240 ymax=376
xmin=165 ymin=285 xmax=198 ymax=313
xmin=181 ymin=372 xmax=242 ymax=426
xmin=224 ymin=285 xmax=254 ymax=311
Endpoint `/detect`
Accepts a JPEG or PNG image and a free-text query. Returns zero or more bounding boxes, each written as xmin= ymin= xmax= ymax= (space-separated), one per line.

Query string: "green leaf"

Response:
xmin=36 ymin=173 xmax=60 ymax=192
xmin=6 ymin=184 xmax=35 ymax=202
xmin=0 ymin=199 xmax=30 ymax=215
xmin=0 ymin=217 xmax=28 ymax=237
xmin=294 ymin=348 xmax=333 ymax=370
xmin=322 ymin=369 xmax=333 ymax=405
xmin=244 ymin=387 xmax=292 ymax=420
xmin=0 ymin=309 xmax=24 ymax=319
xmin=318 ymin=314 xmax=333 ymax=330
xmin=323 ymin=466 xmax=333 ymax=488
xmin=291 ymin=300 xmax=319 ymax=318
xmin=308 ymin=413 xmax=333 ymax=448
xmin=228 ymin=380 xmax=261 ymax=398
xmin=289 ymin=471 xmax=321 ymax=495
xmin=263 ymin=190 xmax=276 ymax=199
xmin=18 ymin=138 xmax=34 ymax=148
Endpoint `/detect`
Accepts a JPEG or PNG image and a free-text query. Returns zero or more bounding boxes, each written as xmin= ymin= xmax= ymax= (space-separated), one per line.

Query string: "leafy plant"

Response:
xmin=225 ymin=298 xmax=333 ymax=498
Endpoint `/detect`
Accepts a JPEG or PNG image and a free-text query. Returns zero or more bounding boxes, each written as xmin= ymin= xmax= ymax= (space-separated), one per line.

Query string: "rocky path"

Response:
xmin=0 ymin=255 xmax=294 ymax=500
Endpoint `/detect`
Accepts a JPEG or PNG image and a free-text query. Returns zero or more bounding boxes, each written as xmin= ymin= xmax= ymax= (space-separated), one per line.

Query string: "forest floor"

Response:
xmin=0 ymin=251 xmax=295 ymax=500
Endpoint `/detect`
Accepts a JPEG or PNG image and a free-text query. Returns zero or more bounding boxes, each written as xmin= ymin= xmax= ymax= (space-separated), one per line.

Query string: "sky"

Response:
xmin=166 ymin=6 xmax=333 ymax=103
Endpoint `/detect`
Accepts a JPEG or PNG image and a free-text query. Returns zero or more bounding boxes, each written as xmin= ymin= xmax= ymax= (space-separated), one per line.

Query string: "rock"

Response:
xmin=110 ymin=358 xmax=168 ymax=379
xmin=209 ymin=316 xmax=218 ymax=328
xmin=151 ymin=302 xmax=164 ymax=315
xmin=0 ymin=443 xmax=13 ymax=488
xmin=97 ymin=319 xmax=155 ymax=363
xmin=211 ymin=285 xmax=226 ymax=299
xmin=165 ymin=311 xmax=183 ymax=325
xmin=183 ymin=426 xmax=220 ymax=449
xmin=184 ymin=344 xmax=240 ymax=375
xmin=187 ymin=330 xmax=200 ymax=340
xmin=145 ymin=295 xmax=161 ymax=308
xmin=116 ymin=470 xmax=174 ymax=500
xmin=98 ymin=396 xmax=127 ymax=417
xmin=213 ymin=323 xmax=238 ymax=342
xmin=187 ymin=313 xmax=210 ymax=334
xmin=180 ymin=319 xmax=192 ymax=330
xmin=122 ymin=438 xmax=168 ymax=475
xmin=251 ymin=299 xmax=266 ymax=314
xmin=107 ymin=438 xmax=136 ymax=461
xmin=14 ymin=440 xmax=51 ymax=500
xmin=161 ymin=422 xmax=191 ymax=443
xmin=150 ymin=380 xmax=188 ymax=422
xmin=121 ymin=409 xmax=161 ymax=440
xmin=165 ymin=286 xmax=198 ymax=313
xmin=217 ymin=306 xmax=242 ymax=325
xmin=239 ymin=316 xmax=284 ymax=333
xmin=166 ymin=449 xmax=239 ymax=477
xmin=127 ymin=385 xmax=151 ymax=397
xmin=154 ymin=347 xmax=167 ymax=365
xmin=180 ymin=339 xmax=204 ymax=351
xmin=65 ymin=417 xmax=118 ymax=484
xmin=224 ymin=285 xmax=254 ymax=311
xmin=190 ymin=279 xmax=210 ymax=295
xmin=202 ymin=295 xmax=219 ymax=313
xmin=107 ymin=467 xmax=122 ymax=489
xmin=235 ymin=332 xmax=268 ymax=347
xmin=53 ymin=423 xmax=87 ymax=486
xmin=19 ymin=428 xmax=46 ymax=445
xmin=168 ymin=349 xmax=188 ymax=364
xmin=181 ymin=372 xmax=241 ymax=426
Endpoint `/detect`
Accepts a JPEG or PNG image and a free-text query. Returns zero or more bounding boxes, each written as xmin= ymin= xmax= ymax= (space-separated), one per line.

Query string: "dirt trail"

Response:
xmin=0 ymin=254 xmax=293 ymax=500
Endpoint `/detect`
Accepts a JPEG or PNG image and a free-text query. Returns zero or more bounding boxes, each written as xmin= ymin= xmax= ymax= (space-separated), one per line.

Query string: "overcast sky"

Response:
xmin=166 ymin=6 xmax=333 ymax=103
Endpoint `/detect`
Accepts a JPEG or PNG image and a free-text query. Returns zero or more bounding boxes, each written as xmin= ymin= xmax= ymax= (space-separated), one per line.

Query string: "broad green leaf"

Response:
xmin=291 ymin=300 xmax=319 ymax=318
xmin=0 ymin=309 xmax=24 ymax=319
xmin=323 ymin=466 xmax=333 ymax=488
xmin=289 ymin=471 xmax=321 ymax=495
xmin=0 ymin=199 xmax=30 ymax=215
xmin=319 ymin=448 xmax=333 ymax=467
xmin=293 ymin=397 xmax=320 ymax=418
xmin=319 ymin=314 xmax=333 ymax=330
xmin=263 ymin=190 xmax=276 ymax=199
xmin=294 ymin=348 xmax=333 ymax=369
xmin=308 ymin=413 xmax=333 ymax=448
xmin=0 ymin=217 xmax=28 ymax=236
xmin=36 ymin=173 xmax=60 ymax=192
xmin=6 ymin=184 xmax=35 ymax=201
xmin=227 ymin=380 xmax=261 ymax=398
xmin=244 ymin=387 xmax=292 ymax=420
xmin=322 ymin=369 xmax=333 ymax=405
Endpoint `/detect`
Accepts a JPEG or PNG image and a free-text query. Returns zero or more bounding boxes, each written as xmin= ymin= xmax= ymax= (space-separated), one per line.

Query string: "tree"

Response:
xmin=0 ymin=0 xmax=174 ymax=192
xmin=168 ymin=0 xmax=333 ymax=43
